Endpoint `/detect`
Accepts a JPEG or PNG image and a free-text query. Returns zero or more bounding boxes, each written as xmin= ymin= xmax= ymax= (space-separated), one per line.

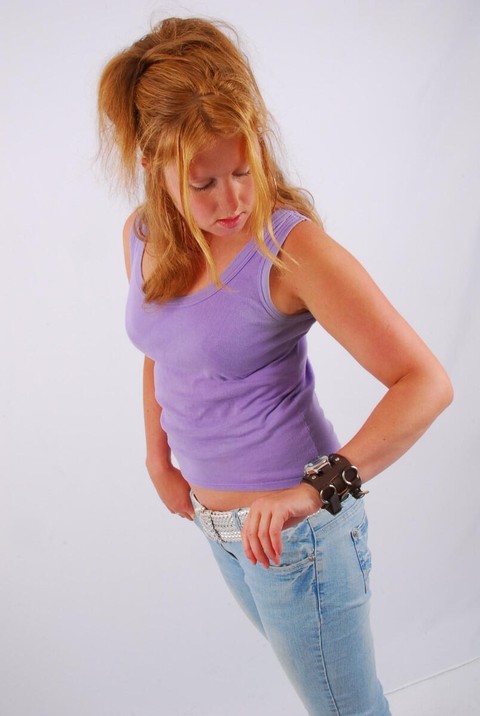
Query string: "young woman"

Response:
xmin=98 ymin=17 xmax=452 ymax=715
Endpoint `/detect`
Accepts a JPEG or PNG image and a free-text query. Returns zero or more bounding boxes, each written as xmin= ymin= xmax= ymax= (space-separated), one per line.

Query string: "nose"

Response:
xmin=218 ymin=179 xmax=240 ymax=216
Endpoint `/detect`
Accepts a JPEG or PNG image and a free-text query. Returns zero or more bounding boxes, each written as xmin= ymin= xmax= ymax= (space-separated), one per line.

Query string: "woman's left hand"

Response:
xmin=241 ymin=484 xmax=322 ymax=568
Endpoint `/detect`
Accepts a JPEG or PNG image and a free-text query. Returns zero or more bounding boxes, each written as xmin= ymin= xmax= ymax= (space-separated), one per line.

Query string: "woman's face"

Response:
xmin=164 ymin=135 xmax=256 ymax=242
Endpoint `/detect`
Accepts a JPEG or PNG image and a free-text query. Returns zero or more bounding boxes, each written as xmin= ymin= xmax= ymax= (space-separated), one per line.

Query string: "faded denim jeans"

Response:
xmin=192 ymin=493 xmax=391 ymax=715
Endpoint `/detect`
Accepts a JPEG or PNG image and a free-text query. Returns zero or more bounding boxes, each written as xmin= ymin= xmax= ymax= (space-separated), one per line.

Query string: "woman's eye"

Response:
xmin=191 ymin=181 xmax=214 ymax=192
xmin=190 ymin=170 xmax=250 ymax=192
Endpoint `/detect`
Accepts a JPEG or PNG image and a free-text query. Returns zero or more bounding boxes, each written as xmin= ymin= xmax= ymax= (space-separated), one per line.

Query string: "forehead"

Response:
xmin=188 ymin=135 xmax=247 ymax=179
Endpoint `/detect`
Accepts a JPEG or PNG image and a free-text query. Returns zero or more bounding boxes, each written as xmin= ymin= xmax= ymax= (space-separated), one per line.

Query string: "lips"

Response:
xmin=216 ymin=214 xmax=242 ymax=229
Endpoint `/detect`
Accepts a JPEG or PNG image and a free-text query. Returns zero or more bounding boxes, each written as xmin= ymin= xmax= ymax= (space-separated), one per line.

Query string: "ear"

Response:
xmin=141 ymin=155 xmax=148 ymax=169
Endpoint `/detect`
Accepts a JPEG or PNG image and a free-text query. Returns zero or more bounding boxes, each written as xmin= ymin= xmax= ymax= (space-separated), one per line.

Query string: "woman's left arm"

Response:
xmin=242 ymin=221 xmax=453 ymax=567
xmin=288 ymin=221 xmax=454 ymax=480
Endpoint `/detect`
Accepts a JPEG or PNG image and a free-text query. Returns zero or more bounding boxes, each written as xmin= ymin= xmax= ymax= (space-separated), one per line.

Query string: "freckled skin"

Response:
xmin=163 ymin=135 xmax=256 ymax=245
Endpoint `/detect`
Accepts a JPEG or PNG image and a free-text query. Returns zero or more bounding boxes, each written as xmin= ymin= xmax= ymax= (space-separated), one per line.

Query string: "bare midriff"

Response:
xmin=191 ymin=486 xmax=287 ymax=511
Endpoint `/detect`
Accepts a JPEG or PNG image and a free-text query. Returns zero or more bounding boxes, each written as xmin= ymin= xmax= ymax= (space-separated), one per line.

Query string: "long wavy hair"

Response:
xmin=98 ymin=17 xmax=321 ymax=303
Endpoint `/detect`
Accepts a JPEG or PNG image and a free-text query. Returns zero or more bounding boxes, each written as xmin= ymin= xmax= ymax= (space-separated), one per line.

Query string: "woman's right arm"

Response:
xmin=123 ymin=215 xmax=194 ymax=520
xmin=143 ymin=357 xmax=194 ymax=519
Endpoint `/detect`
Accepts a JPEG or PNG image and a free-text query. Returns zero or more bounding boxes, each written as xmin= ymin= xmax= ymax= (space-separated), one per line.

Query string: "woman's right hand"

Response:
xmin=146 ymin=461 xmax=195 ymax=520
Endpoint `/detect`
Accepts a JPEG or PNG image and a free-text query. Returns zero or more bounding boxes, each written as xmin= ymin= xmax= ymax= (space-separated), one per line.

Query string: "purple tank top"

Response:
xmin=126 ymin=208 xmax=339 ymax=490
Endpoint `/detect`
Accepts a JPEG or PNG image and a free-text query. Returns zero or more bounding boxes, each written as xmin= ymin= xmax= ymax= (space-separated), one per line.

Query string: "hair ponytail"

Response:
xmin=98 ymin=34 xmax=159 ymax=190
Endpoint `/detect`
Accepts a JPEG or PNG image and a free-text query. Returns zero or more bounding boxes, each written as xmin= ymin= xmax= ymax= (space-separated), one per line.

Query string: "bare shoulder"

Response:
xmin=279 ymin=218 xmax=384 ymax=307
xmin=270 ymin=219 xmax=344 ymax=315
xmin=281 ymin=218 xmax=348 ymax=269
xmin=122 ymin=211 xmax=138 ymax=282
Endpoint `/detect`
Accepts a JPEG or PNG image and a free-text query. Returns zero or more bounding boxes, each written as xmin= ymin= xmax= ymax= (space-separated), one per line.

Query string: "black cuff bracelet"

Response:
xmin=302 ymin=453 xmax=368 ymax=515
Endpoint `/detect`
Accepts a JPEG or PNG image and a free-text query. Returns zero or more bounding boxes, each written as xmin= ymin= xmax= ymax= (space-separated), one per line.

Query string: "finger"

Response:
xmin=257 ymin=512 xmax=279 ymax=566
xmin=241 ymin=512 xmax=260 ymax=566
xmin=269 ymin=512 xmax=286 ymax=563
xmin=244 ymin=512 xmax=272 ymax=569
xmin=248 ymin=532 xmax=270 ymax=569
xmin=181 ymin=505 xmax=195 ymax=520
xmin=178 ymin=512 xmax=194 ymax=520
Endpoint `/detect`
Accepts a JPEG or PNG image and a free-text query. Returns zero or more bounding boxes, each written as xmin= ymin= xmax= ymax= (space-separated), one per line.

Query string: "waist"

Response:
xmin=191 ymin=484 xmax=292 ymax=511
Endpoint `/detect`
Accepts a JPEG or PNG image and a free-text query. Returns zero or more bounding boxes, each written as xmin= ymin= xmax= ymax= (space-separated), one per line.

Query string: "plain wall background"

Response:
xmin=1 ymin=1 xmax=479 ymax=714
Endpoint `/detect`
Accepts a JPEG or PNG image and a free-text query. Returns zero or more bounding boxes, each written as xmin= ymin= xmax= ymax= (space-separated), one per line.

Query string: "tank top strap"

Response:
xmin=259 ymin=209 xmax=309 ymax=321
xmin=265 ymin=208 xmax=309 ymax=256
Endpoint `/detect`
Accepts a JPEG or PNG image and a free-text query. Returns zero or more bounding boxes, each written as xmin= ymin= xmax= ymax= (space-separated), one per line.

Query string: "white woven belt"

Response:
xmin=193 ymin=499 xmax=249 ymax=543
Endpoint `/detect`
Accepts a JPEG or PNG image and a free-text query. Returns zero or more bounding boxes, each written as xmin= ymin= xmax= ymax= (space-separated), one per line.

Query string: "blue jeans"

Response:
xmin=193 ymin=494 xmax=390 ymax=715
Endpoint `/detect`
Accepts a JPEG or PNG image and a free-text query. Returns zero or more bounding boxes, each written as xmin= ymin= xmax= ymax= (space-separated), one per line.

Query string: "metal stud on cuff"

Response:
xmin=302 ymin=453 xmax=368 ymax=515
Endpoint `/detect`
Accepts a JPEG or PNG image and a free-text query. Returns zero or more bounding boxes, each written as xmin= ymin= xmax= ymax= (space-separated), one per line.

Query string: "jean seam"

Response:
xmin=351 ymin=513 xmax=371 ymax=594
xmin=309 ymin=520 xmax=342 ymax=716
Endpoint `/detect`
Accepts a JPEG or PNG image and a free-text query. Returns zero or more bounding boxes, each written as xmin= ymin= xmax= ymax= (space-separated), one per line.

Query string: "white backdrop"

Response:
xmin=1 ymin=1 xmax=479 ymax=714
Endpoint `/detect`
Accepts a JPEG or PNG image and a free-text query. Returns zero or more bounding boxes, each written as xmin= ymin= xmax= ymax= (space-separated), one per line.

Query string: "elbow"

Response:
xmin=441 ymin=373 xmax=454 ymax=410
xmin=431 ymin=363 xmax=454 ymax=416
xmin=404 ymin=358 xmax=454 ymax=423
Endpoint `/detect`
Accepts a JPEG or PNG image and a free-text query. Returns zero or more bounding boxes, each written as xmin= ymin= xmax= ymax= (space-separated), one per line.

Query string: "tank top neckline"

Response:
xmin=135 ymin=209 xmax=285 ymax=308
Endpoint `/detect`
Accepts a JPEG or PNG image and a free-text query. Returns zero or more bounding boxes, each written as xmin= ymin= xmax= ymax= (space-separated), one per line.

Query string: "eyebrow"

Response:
xmin=189 ymin=164 xmax=249 ymax=182
xmin=189 ymin=175 xmax=213 ymax=183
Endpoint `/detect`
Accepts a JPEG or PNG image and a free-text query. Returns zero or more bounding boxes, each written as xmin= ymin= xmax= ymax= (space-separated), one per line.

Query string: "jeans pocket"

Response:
xmin=350 ymin=512 xmax=372 ymax=593
xmin=269 ymin=519 xmax=315 ymax=573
